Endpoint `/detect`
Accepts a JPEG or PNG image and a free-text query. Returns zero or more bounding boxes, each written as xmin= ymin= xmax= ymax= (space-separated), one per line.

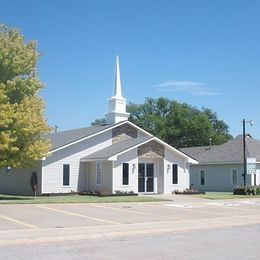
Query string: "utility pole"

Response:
xmin=242 ymin=119 xmax=253 ymax=186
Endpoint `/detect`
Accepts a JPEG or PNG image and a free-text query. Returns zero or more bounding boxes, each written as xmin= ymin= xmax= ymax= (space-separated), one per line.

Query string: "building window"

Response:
xmin=96 ymin=162 xmax=102 ymax=185
xmin=200 ymin=170 xmax=205 ymax=185
xmin=63 ymin=164 xmax=70 ymax=186
xmin=122 ymin=163 xmax=129 ymax=185
xmin=172 ymin=164 xmax=178 ymax=184
xmin=232 ymin=169 xmax=238 ymax=185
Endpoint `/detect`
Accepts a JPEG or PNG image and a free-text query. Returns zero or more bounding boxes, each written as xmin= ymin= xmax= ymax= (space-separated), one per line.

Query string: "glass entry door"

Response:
xmin=138 ymin=163 xmax=154 ymax=193
xmin=138 ymin=163 xmax=145 ymax=192
xmin=146 ymin=163 xmax=154 ymax=192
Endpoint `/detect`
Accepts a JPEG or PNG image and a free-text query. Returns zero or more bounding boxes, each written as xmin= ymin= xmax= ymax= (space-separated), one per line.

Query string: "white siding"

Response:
xmin=112 ymin=147 xmax=190 ymax=194
xmin=0 ymin=163 xmax=42 ymax=195
xmin=87 ymin=161 xmax=113 ymax=193
xmin=164 ymin=148 xmax=189 ymax=193
xmin=255 ymin=165 xmax=260 ymax=185
xmin=42 ymin=130 xmax=112 ymax=194
xmin=113 ymin=148 xmax=138 ymax=193
xmin=157 ymin=158 xmax=164 ymax=193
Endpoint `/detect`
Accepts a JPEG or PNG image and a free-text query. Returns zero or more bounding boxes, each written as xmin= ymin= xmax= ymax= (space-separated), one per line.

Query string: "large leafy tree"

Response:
xmin=93 ymin=97 xmax=232 ymax=148
xmin=0 ymin=25 xmax=50 ymax=168
xmin=127 ymin=97 xmax=232 ymax=148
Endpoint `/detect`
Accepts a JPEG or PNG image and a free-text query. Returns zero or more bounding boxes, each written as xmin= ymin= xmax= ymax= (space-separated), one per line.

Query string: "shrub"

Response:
xmin=114 ymin=190 xmax=135 ymax=195
xmin=173 ymin=188 xmax=205 ymax=195
xmin=233 ymin=186 xmax=257 ymax=195
xmin=256 ymin=186 xmax=260 ymax=195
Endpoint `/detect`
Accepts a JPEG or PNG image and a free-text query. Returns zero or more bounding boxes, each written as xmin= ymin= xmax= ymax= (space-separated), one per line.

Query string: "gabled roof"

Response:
xmin=81 ymin=136 xmax=152 ymax=161
xmin=46 ymin=124 xmax=113 ymax=152
xmin=180 ymin=135 xmax=260 ymax=164
xmin=46 ymin=120 xmax=197 ymax=164
xmin=46 ymin=120 xmax=153 ymax=153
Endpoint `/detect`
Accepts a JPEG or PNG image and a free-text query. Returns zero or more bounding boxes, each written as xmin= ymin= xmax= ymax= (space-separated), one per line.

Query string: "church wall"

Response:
xmin=41 ymin=130 xmax=112 ymax=194
xmin=113 ymin=148 xmax=139 ymax=193
xmin=87 ymin=161 xmax=113 ymax=193
xmin=164 ymin=148 xmax=189 ymax=193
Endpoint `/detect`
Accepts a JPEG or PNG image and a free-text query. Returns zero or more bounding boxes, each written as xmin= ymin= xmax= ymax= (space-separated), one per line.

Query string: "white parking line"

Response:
xmin=205 ymin=202 xmax=239 ymax=207
xmin=0 ymin=214 xmax=38 ymax=229
xmin=164 ymin=204 xmax=203 ymax=209
xmin=34 ymin=205 xmax=120 ymax=225
xmin=90 ymin=204 xmax=174 ymax=219
xmin=238 ymin=201 xmax=260 ymax=205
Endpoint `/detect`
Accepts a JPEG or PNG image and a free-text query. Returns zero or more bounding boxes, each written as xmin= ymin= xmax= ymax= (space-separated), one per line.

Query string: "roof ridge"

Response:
xmin=49 ymin=124 xmax=108 ymax=136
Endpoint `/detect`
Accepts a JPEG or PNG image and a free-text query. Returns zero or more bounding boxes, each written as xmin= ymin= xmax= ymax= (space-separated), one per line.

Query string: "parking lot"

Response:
xmin=1 ymin=195 xmax=260 ymax=247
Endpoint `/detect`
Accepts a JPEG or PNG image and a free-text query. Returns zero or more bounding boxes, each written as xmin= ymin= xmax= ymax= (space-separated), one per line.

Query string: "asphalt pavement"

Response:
xmin=0 ymin=195 xmax=260 ymax=259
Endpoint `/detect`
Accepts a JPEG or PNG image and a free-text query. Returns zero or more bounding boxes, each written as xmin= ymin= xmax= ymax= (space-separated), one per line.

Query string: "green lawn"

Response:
xmin=0 ymin=194 xmax=168 ymax=204
xmin=195 ymin=192 xmax=260 ymax=200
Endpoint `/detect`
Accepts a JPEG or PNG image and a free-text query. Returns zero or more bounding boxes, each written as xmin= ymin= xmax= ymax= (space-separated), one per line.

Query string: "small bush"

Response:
xmin=174 ymin=188 xmax=205 ymax=195
xmin=233 ymin=186 xmax=258 ymax=195
xmin=114 ymin=190 xmax=134 ymax=195
xmin=84 ymin=190 xmax=110 ymax=195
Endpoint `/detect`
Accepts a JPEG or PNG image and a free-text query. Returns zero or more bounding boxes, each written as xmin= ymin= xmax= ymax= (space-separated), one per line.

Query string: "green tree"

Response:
xmin=91 ymin=117 xmax=106 ymax=126
xmin=92 ymin=97 xmax=232 ymax=148
xmin=0 ymin=25 xmax=50 ymax=168
xmin=128 ymin=97 xmax=232 ymax=148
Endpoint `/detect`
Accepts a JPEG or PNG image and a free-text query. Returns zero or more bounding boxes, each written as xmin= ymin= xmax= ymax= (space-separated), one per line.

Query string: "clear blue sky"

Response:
xmin=1 ymin=0 xmax=260 ymax=139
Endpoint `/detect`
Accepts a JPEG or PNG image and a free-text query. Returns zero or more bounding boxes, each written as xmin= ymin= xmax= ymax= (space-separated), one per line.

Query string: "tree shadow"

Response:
xmin=0 ymin=195 xmax=33 ymax=201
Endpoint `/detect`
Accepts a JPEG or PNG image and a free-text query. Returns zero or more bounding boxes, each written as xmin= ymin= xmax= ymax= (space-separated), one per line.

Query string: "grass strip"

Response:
xmin=0 ymin=194 xmax=168 ymax=204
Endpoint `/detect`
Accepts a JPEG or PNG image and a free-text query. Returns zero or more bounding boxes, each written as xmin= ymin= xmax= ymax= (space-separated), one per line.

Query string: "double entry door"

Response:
xmin=138 ymin=163 xmax=154 ymax=193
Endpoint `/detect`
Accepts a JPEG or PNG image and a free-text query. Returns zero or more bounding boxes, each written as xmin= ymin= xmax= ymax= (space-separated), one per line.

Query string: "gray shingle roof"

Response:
xmin=180 ymin=135 xmax=260 ymax=164
xmin=81 ymin=136 xmax=152 ymax=160
xmin=46 ymin=124 xmax=112 ymax=151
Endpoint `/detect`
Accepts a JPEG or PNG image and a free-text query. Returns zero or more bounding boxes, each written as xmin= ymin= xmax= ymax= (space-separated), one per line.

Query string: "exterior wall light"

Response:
xmin=6 ymin=166 xmax=11 ymax=175
xmin=167 ymin=164 xmax=171 ymax=173
xmin=132 ymin=163 xmax=136 ymax=173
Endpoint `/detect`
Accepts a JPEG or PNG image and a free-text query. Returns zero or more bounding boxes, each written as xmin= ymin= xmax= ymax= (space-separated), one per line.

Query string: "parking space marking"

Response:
xmin=238 ymin=201 xmax=260 ymax=205
xmin=165 ymin=204 xmax=203 ymax=209
xmin=205 ymin=202 xmax=239 ymax=207
xmin=90 ymin=204 xmax=174 ymax=220
xmin=34 ymin=205 xmax=120 ymax=225
xmin=0 ymin=214 xmax=38 ymax=229
xmin=149 ymin=203 xmax=233 ymax=217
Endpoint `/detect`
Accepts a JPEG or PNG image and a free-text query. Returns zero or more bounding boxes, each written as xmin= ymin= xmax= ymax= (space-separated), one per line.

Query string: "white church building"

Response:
xmin=0 ymin=56 xmax=197 ymax=196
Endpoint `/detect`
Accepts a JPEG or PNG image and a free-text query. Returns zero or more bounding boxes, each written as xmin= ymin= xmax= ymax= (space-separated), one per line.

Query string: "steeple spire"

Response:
xmin=105 ymin=56 xmax=130 ymax=125
xmin=113 ymin=55 xmax=122 ymax=98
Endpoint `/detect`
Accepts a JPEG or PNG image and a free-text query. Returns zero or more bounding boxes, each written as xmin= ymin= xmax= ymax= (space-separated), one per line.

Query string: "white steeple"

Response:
xmin=105 ymin=56 xmax=130 ymax=125
xmin=113 ymin=55 xmax=122 ymax=98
